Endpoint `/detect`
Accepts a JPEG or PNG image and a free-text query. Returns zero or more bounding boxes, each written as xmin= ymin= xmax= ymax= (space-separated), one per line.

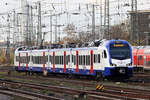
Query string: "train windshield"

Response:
xmin=110 ymin=43 xmax=131 ymax=60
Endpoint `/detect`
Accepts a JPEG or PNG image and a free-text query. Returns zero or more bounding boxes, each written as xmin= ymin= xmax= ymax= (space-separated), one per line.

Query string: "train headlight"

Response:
xmin=111 ymin=63 xmax=117 ymax=66
xmin=126 ymin=63 xmax=132 ymax=66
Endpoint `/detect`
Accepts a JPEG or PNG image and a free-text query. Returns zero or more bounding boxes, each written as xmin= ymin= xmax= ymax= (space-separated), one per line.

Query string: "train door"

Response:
xmin=44 ymin=51 xmax=49 ymax=73
xmin=101 ymin=49 xmax=108 ymax=70
xmin=29 ymin=51 xmax=32 ymax=71
xmin=69 ymin=49 xmax=72 ymax=72
xmin=94 ymin=50 xmax=101 ymax=70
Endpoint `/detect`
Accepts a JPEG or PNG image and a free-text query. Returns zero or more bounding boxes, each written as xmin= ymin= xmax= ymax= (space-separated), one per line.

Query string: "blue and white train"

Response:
xmin=14 ymin=39 xmax=133 ymax=78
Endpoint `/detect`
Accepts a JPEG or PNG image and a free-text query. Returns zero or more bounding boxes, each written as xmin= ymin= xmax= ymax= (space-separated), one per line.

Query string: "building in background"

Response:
xmin=130 ymin=10 xmax=150 ymax=45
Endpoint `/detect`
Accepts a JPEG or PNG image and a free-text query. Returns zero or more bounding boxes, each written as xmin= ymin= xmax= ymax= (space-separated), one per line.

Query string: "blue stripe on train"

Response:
xmin=14 ymin=66 xmax=103 ymax=76
xmin=14 ymin=66 xmax=133 ymax=77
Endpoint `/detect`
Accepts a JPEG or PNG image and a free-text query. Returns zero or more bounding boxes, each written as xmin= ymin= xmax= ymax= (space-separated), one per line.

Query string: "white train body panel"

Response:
xmin=14 ymin=40 xmax=133 ymax=77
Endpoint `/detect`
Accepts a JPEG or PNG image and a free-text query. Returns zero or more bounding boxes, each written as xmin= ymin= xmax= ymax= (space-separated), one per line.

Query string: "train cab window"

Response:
xmin=104 ymin=50 xmax=107 ymax=58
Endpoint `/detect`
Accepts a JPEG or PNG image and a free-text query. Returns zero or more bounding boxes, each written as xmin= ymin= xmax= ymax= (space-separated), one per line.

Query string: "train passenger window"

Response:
xmin=55 ymin=56 xmax=58 ymax=64
xmin=59 ymin=56 xmax=61 ymax=64
xmin=60 ymin=56 xmax=63 ymax=64
xmin=20 ymin=57 xmax=22 ymax=63
xmin=98 ymin=54 xmax=100 ymax=63
xmin=37 ymin=56 xmax=39 ymax=64
xmin=94 ymin=55 xmax=96 ymax=63
xmin=21 ymin=56 xmax=26 ymax=63
xmin=88 ymin=55 xmax=91 ymax=65
xmin=32 ymin=56 xmax=34 ymax=63
xmin=80 ymin=56 xmax=83 ymax=65
xmin=38 ymin=56 xmax=40 ymax=64
xmin=138 ymin=55 xmax=143 ymax=60
xmin=39 ymin=56 xmax=41 ymax=64
xmin=46 ymin=56 xmax=48 ymax=62
xmin=41 ymin=56 xmax=43 ymax=64
xmin=72 ymin=55 xmax=74 ymax=62
xmin=81 ymin=56 xmax=82 ymax=65
xmin=82 ymin=56 xmax=83 ymax=65
xmin=49 ymin=55 xmax=51 ymax=63
xmin=61 ymin=56 xmax=63 ymax=64
xmin=81 ymin=56 xmax=83 ymax=65
xmin=86 ymin=55 xmax=90 ymax=65
xmin=79 ymin=56 xmax=81 ymax=65
xmin=68 ymin=55 xmax=70 ymax=63
xmin=59 ymin=56 xmax=60 ymax=64
xmin=40 ymin=56 xmax=42 ymax=64
xmin=38 ymin=56 xmax=42 ymax=64
xmin=35 ymin=56 xmax=37 ymax=64
xmin=27 ymin=56 xmax=30 ymax=63
xmin=74 ymin=55 xmax=76 ymax=65
xmin=83 ymin=55 xmax=85 ymax=65
xmin=104 ymin=50 xmax=107 ymax=58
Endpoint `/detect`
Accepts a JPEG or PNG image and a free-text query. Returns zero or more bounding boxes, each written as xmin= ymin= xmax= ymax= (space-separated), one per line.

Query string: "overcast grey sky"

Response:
xmin=0 ymin=0 xmax=150 ymax=42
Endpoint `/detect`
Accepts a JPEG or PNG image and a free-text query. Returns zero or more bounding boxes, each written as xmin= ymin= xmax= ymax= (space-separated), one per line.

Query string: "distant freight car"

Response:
xmin=14 ymin=39 xmax=133 ymax=78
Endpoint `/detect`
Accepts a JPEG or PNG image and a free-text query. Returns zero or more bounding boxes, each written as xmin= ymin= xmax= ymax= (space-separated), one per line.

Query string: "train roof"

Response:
xmin=15 ymin=47 xmax=98 ymax=53
xmin=15 ymin=39 xmax=130 ymax=53
xmin=132 ymin=46 xmax=150 ymax=54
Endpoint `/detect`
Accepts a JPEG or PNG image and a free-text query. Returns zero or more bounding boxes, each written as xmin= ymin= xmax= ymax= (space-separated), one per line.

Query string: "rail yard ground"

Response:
xmin=0 ymin=66 xmax=150 ymax=99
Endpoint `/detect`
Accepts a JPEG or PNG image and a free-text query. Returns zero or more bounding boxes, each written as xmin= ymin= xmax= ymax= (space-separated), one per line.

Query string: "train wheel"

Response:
xmin=95 ymin=72 xmax=103 ymax=81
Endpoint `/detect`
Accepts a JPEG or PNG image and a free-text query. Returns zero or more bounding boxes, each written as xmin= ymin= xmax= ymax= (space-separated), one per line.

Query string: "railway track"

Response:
xmin=0 ymin=67 xmax=150 ymax=99
xmin=0 ymin=78 xmax=142 ymax=100
xmin=0 ymin=85 xmax=63 ymax=100
xmin=0 ymin=73 xmax=150 ymax=99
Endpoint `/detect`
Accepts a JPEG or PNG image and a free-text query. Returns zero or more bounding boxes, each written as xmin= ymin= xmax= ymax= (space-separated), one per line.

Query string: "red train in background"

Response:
xmin=132 ymin=46 xmax=150 ymax=71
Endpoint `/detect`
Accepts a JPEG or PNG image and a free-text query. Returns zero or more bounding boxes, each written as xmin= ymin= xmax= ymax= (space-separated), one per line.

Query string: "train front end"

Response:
xmin=105 ymin=40 xmax=133 ymax=77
